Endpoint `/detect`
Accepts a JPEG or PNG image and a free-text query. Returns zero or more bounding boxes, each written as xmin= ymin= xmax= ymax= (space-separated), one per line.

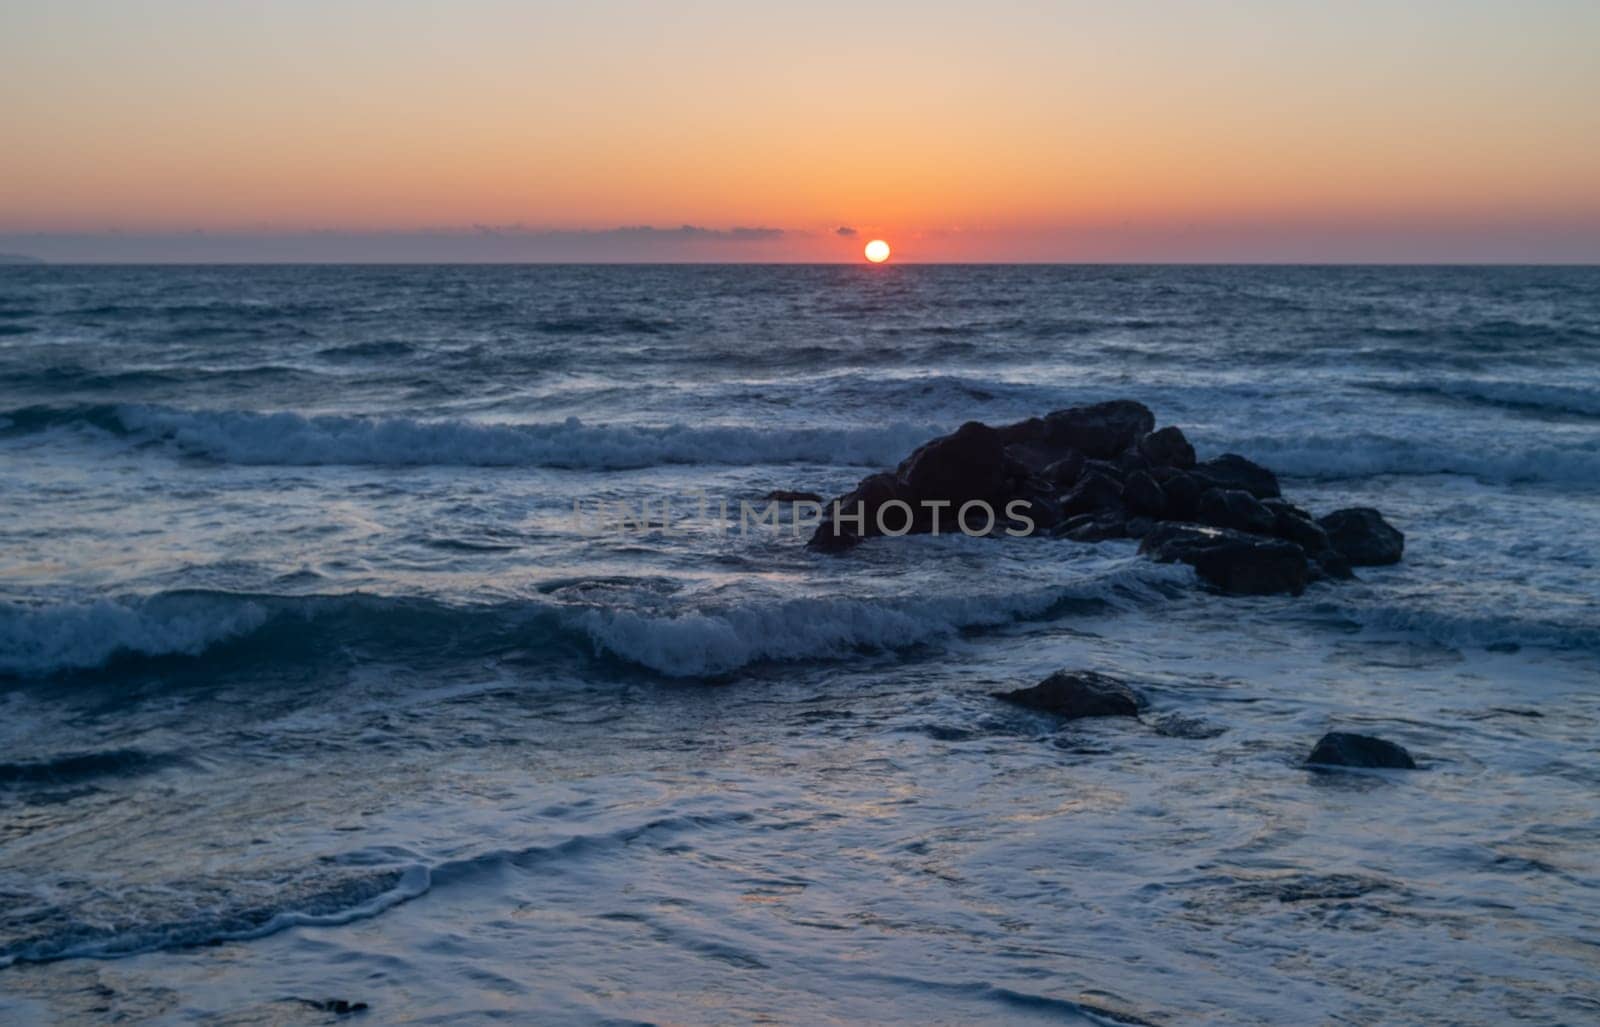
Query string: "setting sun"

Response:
xmin=864 ymin=239 xmax=891 ymax=263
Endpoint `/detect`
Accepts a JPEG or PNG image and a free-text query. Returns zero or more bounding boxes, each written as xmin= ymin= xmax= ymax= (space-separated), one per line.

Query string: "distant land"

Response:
xmin=0 ymin=253 xmax=45 ymax=264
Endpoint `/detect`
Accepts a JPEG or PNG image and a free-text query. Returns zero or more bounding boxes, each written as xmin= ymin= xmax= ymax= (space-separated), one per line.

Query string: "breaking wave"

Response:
xmin=0 ymin=403 xmax=943 ymax=470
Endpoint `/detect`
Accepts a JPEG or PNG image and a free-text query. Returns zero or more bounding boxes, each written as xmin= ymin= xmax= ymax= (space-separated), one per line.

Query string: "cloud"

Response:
xmin=835 ymin=226 xmax=858 ymax=237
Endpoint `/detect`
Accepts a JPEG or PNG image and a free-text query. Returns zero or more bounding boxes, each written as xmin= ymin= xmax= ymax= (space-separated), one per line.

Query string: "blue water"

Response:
xmin=1 ymin=265 xmax=1598 ymax=1024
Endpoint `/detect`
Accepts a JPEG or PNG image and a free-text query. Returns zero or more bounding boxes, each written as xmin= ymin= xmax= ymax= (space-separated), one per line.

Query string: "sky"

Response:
xmin=2 ymin=0 xmax=1597 ymax=262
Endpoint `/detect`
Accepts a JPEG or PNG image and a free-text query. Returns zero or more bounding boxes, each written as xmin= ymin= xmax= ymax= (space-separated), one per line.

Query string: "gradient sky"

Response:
xmin=2 ymin=0 xmax=1597 ymax=262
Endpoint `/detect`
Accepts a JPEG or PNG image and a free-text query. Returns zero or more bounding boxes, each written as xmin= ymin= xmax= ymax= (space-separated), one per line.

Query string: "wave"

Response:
xmin=0 ymin=748 xmax=191 ymax=787
xmin=1362 ymin=379 xmax=1600 ymax=419
xmin=576 ymin=561 xmax=1186 ymax=677
xmin=0 ymin=564 xmax=1186 ymax=682
xmin=0 ymin=865 xmax=430 ymax=968
xmin=0 ymin=593 xmax=270 ymax=677
xmin=1318 ymin=600 xmax=1600 ymax=654
xmin=1221 ymin=432 xmax=1600 ymax=485
xmin=0 ymin=814 xmax=728 ymax=966
xmin=0 ymin=403 xmax=942 ymax=470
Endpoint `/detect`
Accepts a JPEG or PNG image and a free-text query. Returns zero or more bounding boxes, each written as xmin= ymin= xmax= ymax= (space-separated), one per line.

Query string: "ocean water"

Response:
xmin=1 ymin=264 xmax=1597 ymax=1024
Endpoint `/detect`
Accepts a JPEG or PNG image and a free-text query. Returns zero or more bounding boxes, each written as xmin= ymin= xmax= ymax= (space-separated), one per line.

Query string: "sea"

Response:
xmin=1 ymin=264 xmax=1597 ymax=1024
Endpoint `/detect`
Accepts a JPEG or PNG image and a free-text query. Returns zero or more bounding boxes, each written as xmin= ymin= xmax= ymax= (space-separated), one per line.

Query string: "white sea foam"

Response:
xmin=573 ymin=561 xmax=1188 ymax=677
xmin=0 ymin=596 xmax=269 ymax=677
xmin=112 ymin=405 xmax=940 ymax=469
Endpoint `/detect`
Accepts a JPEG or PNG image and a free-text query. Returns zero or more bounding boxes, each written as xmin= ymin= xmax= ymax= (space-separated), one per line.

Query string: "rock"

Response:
xmin=897 ymin=421 xmax=1015 ymax=505
xmin=1056 ymin=512 xmax=1127 ymax=542
xmin=1004 ymin=441 xmax=1059 ymax=474
xmin=1312 ymin=550 xmax=1355 ymax=581
xmin=1159 ymin=471 xmax=1203 ymax=521
xmin=763 ymin=489 xmax=823 ymax=504
xmin=1264 ymin=500 xmax=1354 ymax=580
xmin=994 ymin=415 xmax=1048 ymax=447
xmin=1263 ymin=499 xmax=1328 ymax=548
xmin=992 ymin=670 xmax=1145 ymax=720
xmin=1039 ymin=401 xmax=1156 ymax=459
xmin=806 ymin=402 xmax=1395 ymax=592
xmin=1140 ymin=523 xmax=1309 ymax=595
xmin=1192 ymin=453 xmax=1281 ymax=499
xmin=1122 ymin=471 xmax=1167 ymax=517
xmin=1007 ymin=488 xmax=1063 ymax=535
xmin=809 ymin=471 xmax=908 ymax=550
xmin=1123 ymin=516 xmax=1156 ymax=538
xmin=297 ymin=999 xmax=370 ymax=1015
xmin=1197 ymin=487 xmax=1276 ymax=535
xmin=1040 ymin=450 xmax=1086 ymax=489
xmin=1137 ymin=426 xmax=1196 ymax=469
xmin=1059 ymin=471 xmax=1123 ymax=517
xmin=1318 ymin=507 xmax=1404 ymax=566
xmin=1304 ymin=732 xmax=1417 ymax=770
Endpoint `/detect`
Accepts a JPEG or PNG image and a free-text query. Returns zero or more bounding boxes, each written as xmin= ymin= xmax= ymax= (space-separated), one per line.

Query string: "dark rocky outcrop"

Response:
xmin=1318 ymin=507 xmax=1404 ymax=566
xmin=1304 ymin=732 xmax=1417 ymax=770
xmin=805 ymin=399 xmax=1402 ymax=596
xmin=1140 ymin=523 xmax=1309 ymax=596
xmin=992 ymin=670 xmax=1145 ymax=720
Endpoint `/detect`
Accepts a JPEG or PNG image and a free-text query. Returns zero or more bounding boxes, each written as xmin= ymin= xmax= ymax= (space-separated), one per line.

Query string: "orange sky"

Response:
xmin=2 ymin=1 xmax=1597 ymax=261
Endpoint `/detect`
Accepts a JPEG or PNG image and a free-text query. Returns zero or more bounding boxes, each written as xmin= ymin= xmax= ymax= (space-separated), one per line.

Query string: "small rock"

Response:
xmin=1159 ymin=471 xmax=1203 ymax=520
xmin=993 ymin=670 xmax=1145 ymax=719
xmin=1039 ymin=401 xmax=1156 ymax=459
xmin=1318 ymin=507 xmax=1404 ymax=566
xmin=1304 ymin=732 xmax=1417 ymax=770
xmin=763 ymin=490 xmax=824 ymax=503
xmin=1040 ymin=450 xmax=1086 ymax=489
xmin=297 ymin=998 xmax=369 ymax=1016
xmin=1140 ymin=523 xmax=1309 ymax=595
xmin=1137 ymin=425 xmax=1196 ymax=469
xmin=1122 ymin=471 xmax=1167 ymax=517
xmin=1192 ymin=453 xmax=1281 ymax=499
xmin=1059 ymin=471 xmax=1124 ymax=517
xmin=1197 ymin=487 xmax=1276 ymax=535
xmin=1057 ymin=512 xmax=1128 ymax=542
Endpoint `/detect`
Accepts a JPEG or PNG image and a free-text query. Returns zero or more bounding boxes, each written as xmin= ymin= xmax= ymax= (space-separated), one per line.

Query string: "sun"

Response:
xmin=863 ymin=239 xmax=891 ymax=263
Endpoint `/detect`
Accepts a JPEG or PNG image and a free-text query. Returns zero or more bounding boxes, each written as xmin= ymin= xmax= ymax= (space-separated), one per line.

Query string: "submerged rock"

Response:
xmin=1319 ymin=507 xmax=1405 ymax=566
xmin=1304 ymin=731 xmax=1417 ymax=770
xmin=992 ymin=670 xmax=1145 ymax=720
xmin=1140 ymin=523 xmax=1309 ymax=596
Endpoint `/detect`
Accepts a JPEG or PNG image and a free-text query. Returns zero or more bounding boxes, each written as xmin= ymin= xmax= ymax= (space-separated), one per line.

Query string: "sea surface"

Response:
xmin=1 ymin=264 xmax=1597 ymax=1024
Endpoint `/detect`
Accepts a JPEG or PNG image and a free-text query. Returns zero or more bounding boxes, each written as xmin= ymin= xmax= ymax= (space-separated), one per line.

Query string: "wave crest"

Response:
xmin=5 ymin=403 xmax=943 ymax=470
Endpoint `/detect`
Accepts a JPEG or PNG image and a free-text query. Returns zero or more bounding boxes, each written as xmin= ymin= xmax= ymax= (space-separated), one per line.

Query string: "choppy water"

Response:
xmin=1 ymin=264 xmax=1598 ymax=1024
